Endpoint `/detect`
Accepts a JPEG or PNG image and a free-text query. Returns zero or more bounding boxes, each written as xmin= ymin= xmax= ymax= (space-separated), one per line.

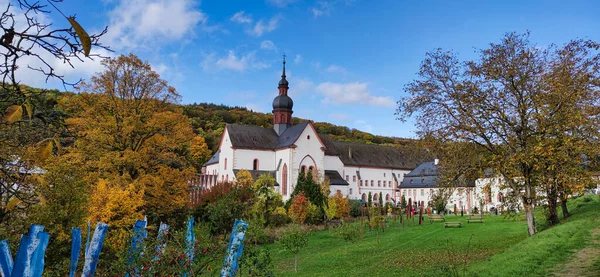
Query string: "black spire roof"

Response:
xmin=278 ymin=54 xmax=288 ymax=87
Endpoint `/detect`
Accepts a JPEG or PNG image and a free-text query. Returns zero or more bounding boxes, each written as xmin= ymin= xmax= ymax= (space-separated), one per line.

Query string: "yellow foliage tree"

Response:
xmin=191 ymin=136 xmax=212 ymax=170
xmin=236 ymin=169 xmax=254 ymax=187
xmin=326 ymin=190 xmax=350 ymax=220
xmin=88 ymin=179 xmax=144 ymax=251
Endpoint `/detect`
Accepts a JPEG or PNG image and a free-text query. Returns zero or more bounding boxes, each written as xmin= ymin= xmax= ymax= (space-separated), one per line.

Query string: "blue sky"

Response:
xmin=12 ymin=0 xmax=600 ymax=138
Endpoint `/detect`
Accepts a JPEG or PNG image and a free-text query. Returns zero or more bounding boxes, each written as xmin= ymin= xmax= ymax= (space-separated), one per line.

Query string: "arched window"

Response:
xmin=362 ymin=193 xmax=367 ymax=201
xmin=224 ymin=158 xmax=227 ymax=170
xmin=280 ymin=114 xmax=285 ymax=122
xmin=498 ymin=192 xmax=504 ymax=203
xmin=371 ymin=180 xmax=374 ymax=187
xmin=221 ymin=175 xmax=224 ymax=182
xmin=282 ymin=164 xmax=288 ymax=196
xmin=374 ymin=193 xmax=378 ymax=201
xmin=386 ymin=194 xmax=390 ymax=201
xmin=309 ymin=166 xmax=314 ymax=173
xmin=301 ymin=165 xmax=306 ymax=173
xmin=226 ymin=174 xmax=229 ymax=182
xmin=307 ymin=135 xmax=310 ymax=140
xmin=253 ymin=159 xmax=259 ymax=170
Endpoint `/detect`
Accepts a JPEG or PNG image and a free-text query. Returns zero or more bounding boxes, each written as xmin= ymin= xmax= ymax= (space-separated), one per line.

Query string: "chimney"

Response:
xmin=434 ymin=159 xmax=439 ymax=165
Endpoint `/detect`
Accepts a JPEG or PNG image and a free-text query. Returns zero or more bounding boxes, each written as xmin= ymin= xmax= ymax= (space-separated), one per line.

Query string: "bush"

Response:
xmin=270 ymin=207 xmax=290 ymax=227
xmin=306 ymin=202 xmax=324 ymax=225
xmin=349 ymin=200 xmax=362 ymax=217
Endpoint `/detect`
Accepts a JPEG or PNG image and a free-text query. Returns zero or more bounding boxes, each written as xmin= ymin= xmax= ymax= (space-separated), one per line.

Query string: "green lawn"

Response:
xmin=266 ymin=195 xmax=600 ymax=276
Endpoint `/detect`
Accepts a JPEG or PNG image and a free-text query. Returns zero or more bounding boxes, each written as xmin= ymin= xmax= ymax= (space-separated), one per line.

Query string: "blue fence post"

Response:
xmin=10 ymin=224 xmax=49 ymax=277
xmin=220 ymin=219 xmax=248 ymax=277
xmin=181 ymin=217 xmax=195 ymax=277
xmin=0 ymin=240 xmax=13 ymax=277
xmin=69 ymin=228 xmax=82 ymax=277
xmin=153 ymin=223 xmax=169 ymax=262
xmin=82 ymin=222 xmax=108 ymax=277
xmin=126 ymin=220 xmax=147 ymax=277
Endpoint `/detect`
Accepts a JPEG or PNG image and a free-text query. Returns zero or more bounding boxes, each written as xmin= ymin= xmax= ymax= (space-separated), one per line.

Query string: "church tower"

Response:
xmin=272 ymin=55 xmax=293 ymax=135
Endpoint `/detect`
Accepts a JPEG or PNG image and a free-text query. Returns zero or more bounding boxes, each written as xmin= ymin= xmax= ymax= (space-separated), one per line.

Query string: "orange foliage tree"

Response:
xmin=288 ymin=192 xmax=310 ymax=224
xmin=63 ymin=54 xmax=196 ymax=229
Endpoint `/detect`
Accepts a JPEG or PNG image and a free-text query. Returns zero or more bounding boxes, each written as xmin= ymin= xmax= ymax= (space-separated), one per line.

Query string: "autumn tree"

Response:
xmin=235 ymin=169 xmax=254 ymax=187
xmin=252 ymin=174 xmax=281 ymax=227
xmin=326 ymin=191 xmax=350 ymax=220
xmin=397 ymin=32 xmax=600 ymax=235
xmin=288 ymin=192 xmax=309 ymax=224
xmin=190 ymin=136 xmax=212 ymax=171
xmin=64 ymin=54 xmax=196 ymax=229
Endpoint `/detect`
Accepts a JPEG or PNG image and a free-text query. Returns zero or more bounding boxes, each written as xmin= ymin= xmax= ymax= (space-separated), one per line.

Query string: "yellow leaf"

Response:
xmin=7 ymin=198 xmax=22 ymax=211
xmin=68 ymin=17 xmax=91 ymax=57
xmin=3 ymin=105 xmax=23 ymax=123
xmin=24 ymin=99 xmax=33 ymax=120
xmin=38 ymin=140 xmax=54 ymax=160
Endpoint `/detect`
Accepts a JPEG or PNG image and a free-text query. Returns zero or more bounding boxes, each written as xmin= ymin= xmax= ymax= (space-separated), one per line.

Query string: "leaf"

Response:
xmin=24 ymin=99 xmax=33 ymax=120
xmin=68 ymin=17 xmax=91 ymax=57
xmin=7 ymin=198 xmax=22 ymax=211
xmin=38 ymin=140 xmax=54 ymax=161
xmin=3 ymin=105 xmax=23 ymax=123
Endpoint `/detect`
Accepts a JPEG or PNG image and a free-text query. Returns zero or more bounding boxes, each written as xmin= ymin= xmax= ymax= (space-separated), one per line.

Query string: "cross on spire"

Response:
xmin=281 ymin=53 xmax=287 ymax=78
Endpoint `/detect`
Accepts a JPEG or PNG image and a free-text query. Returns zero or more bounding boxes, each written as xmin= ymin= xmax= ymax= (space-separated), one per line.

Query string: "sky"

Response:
xmin=9 ymin=0 xmax=600 ymax=138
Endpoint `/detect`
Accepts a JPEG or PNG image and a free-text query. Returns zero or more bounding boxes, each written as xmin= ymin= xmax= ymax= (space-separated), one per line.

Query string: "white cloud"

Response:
xmin=260 ymin=40 xmax=278 ymax=51
xmin=247 ymin=16 xmax=280 ymax=37
xmin=311 ymin=61 xmax=322 ymax=69
xmin=202 ymin=51 xmax=270 ymax=72
xmin=326 ymin=64 xmax=346 ymax=73
xmin=316 ymin=82 xmax=395 ymax=107
xmin=329 ymin=113 xmax=351 ymax=121
xmin=230 ymin=11 xmax=253 ymax=24
xmin=267 ymin=0 xmax=298 ymax=7
xmin=289 ymin=78 xmax=315 ymax=96
xmin=354 ymin=119 xmax=373 ymax=133
xmin=312 ymin=1 xmax=330 ymax=18
xmin=294 ymin=54 xmax=302 ymax=64
xmin=105 ymin=0 xmax=208 ymax=50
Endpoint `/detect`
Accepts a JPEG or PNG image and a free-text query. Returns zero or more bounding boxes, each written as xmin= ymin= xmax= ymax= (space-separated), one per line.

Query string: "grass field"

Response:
xmin=266 ymin=195 xmax=600 ymax=276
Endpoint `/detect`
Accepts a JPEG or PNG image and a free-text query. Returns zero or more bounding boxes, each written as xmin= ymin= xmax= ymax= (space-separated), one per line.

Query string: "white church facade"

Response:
xmin=191 ymin=58 xmax=421 ymax=203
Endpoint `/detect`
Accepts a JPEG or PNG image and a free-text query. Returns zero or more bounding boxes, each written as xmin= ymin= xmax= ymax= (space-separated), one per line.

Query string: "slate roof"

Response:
xmin=205 ymin=152 xmax=219 ymax=165
xmin=319 ymin=134 xmax=419 ymax=170
xmin=233 ymin=169 xmax=279 ymax=186
xmin=399 ymin=161 xmax=475 ymax=188
xmin=325 ymin=170 xmax=349 ymax=186
xmin=225 ymin=121 xmax=310 ymax=150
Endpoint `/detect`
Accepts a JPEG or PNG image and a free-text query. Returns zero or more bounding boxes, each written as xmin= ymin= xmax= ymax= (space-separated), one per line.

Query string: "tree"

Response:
xmin=325 ymin=191 xmax=350 ymax=220
xmin=368 ymin=192 xmax=372 ymax=208
xmin=279 ymin=225 xmax=308 ymax=273
xmin=87 ymin=179 xmax=144 ymax=252
xmin=31 ymin=155 xmax=89 ymax=275
xmin=235 ymin=169 xmax=254 ymax=187
xmin=253 ymin=174 xmax=279 ymax=227
xmin=289 ymin=171 xmax=326 ymax=212
xmin=64 ymin=54 xmax=196 ymax=229
xmin=190 ymin=136 xmax=212 ymax=171
xmin=378 ymin=192 xmax=383 ymax=211
xmin=397 ymin=32 xmax=600 ymax=236
xmin=288 ymin=192 xmax=309 ymax=224
xmin=333 ymin=223 xmax=364 ymax=255
xmin=401 ymin=195 xmax=407 ymax=209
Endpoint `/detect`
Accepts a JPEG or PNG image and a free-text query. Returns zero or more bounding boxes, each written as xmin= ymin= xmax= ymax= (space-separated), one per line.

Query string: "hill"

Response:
xmin=182 ymin=102 xmax=433 ymax=164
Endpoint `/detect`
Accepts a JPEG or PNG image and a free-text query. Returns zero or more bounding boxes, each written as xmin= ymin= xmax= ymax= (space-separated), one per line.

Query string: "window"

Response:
xmin=421 ymin=189 xmax=424 ymax=196
xmin=253 ymin=159 xmax=259 ymax=170
xmin=224 ymin=158 xmax=227 ymax=170
xmin=337 ymin=189 xmax=341 ymax=194
xmin=360 ymin=180 xmax=363 ymax=186
xmin=378 ymin=180 xmax=381 ymax=187
xmin=307 ymin=135 xmax=310 ymax=140
xmin=371 ymin=180 xmax=374 ymax=187
xmin=349 ymin=188 xmax=353 ymax=195
xmin=301 ymin=165 xmax=306 ymax=173
xmin=353 ymin=175 xmax=356 ymax=182
xmin=384 ymin=173 xmax=386 ymax=177
xmin=226 ymin=174 xmax=229 ymax=182
xmin=309 ymin=166 xmax=314 ymax=172
xmin=410 ymin=179 xmax=413 ymax=184
xmin=421 ymin=179 xmax=425 ymax=183
xmin=346 ymin=175 xmax=349 ymax=181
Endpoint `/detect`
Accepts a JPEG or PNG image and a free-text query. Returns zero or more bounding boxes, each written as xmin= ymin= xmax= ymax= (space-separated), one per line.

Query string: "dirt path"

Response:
xmin=552 ymin=228 xmax=600 ymax=277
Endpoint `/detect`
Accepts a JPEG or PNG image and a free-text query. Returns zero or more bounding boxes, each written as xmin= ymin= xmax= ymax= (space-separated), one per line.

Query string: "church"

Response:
xmin=191 ymin=58 xmax=423 ymax=203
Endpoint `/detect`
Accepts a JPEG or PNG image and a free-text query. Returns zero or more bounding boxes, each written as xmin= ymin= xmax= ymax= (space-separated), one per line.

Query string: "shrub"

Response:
xmin=289 ymin=192 xmax=310 ymax=224
xmin=279 ymin=225 xmax=309 ymax=273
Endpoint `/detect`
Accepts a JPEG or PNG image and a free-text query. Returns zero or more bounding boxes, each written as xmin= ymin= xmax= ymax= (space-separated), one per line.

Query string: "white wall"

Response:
xmin=275 ymin=148 xmax=293 ymax=201
xmin=217 ymin=128 xmax=235 ymax=183
xmin=234 ymin=149 xmax=276 ymax=171
xmin=354 ymin=167 xmax=410 ymax=203
xmin=291 ymin=124 xmax=326 ymax=188
xmin=398 ymin=186 xmax=476 ymax=214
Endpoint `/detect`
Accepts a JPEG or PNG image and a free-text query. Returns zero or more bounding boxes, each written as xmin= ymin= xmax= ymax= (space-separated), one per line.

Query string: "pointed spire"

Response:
xmin=278 ymin=53 xmax=289 ymax=88
xmin=282 ymin=53 xmax=287 ymax=78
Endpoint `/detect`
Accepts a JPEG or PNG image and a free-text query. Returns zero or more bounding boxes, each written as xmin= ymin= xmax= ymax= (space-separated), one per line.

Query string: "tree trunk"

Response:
xmin=546 ymin=185 xmax=559 ymax=226
xmin=295 ymin=254 xmax=298 ymax=273
xmin=525 ymin=204 xmax=537 ymax=236
xmin=560 ymin=192 xmax=569 ymax=219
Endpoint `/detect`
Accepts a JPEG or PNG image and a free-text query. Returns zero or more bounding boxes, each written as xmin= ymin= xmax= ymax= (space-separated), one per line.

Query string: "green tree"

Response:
xmin=368 ymin=192 xmax=372 ymax=208
xmin=279 ymin=225 xmax=309 ymax=273
xmin=397 ymin=32 xmax=600 ymax=236
xmin=334 ymin=223 xmax=364 ymax=255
